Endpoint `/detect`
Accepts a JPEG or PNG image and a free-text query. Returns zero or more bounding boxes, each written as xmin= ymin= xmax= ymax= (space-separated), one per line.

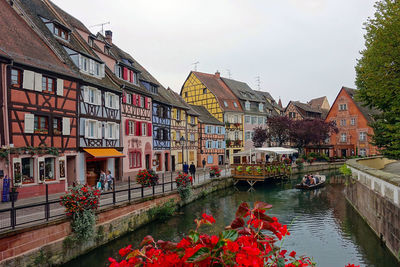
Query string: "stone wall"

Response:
xmin=0 ymin=177 xmax=233 ymax=266
xmin=346 ymin=158 xmax=400 ymax=261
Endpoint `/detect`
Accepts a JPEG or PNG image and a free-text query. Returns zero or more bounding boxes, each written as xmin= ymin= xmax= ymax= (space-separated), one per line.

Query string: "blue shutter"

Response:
xmin=205 ymin=125 xmax=209 ymax=134
xmin=208 ymin=155 xmax=213 ymax=164
xmin=221 ymin=126 xmax=225 ymax=135
xmin=222 ymin=140 xmax=226 ymax=149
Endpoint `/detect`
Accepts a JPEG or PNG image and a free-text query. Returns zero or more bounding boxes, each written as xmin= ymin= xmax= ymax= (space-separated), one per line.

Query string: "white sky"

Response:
xmin=52 ymin=0 xmax=376 ymax=107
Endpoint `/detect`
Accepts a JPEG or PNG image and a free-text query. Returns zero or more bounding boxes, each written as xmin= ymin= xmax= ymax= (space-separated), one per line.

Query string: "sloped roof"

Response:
xmin=189 ymin=105 xmax=224 ymax=125
xmin=0 ymin=0 xmax=76 ymax=77
xmin=192 ymin=71 xmax=242 ymax=112
xmin=254 ymin=90 xmax=283 ymax=114
xmin=221 ymin=77 xmax=264 ymax=102
xmin=49 ymin=0 xmax=91 ymax=33
xmin=292 ymin=101 xmax=321 ymax=114
xmin=308 ymin=96 xmax=330 ymax=111
xmin=343 ymin=87 xmax=380 ymax=123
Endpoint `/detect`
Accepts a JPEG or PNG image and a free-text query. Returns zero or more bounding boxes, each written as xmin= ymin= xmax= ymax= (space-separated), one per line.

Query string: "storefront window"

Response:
xmin=45 ymin=158 xmax=55 ymax=180
xmin=22 ymin=158 xmax=34 ymax=184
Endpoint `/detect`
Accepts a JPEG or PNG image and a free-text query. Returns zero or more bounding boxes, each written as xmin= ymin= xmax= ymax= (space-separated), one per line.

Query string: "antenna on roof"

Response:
xmin=89 ymin=22 xmax=110 ymax=35
xmin=191 ymin=61 xmax=200 ymax=71
xmin=255 ymin=76 xmax=261 ymax=90
xmin=226 ymin=69 xmax=232 ymax=79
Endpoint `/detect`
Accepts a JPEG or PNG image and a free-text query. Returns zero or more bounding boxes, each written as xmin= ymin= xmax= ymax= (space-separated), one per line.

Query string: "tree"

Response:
xmin=289 ymin=119 xmax=337 ymax=154
xmin=355 ymin=0 xmax=400 ymax=159
xmin=266 ymin=116 xmax=291 ymax=147
xmin=252 ymin=127 xmax=268 ymax=147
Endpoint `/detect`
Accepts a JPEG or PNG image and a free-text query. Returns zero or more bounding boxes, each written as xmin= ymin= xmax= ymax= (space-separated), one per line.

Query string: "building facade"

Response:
xmin=326 ymin=87 xmax=379 ymax=157
xmin=181 ymin=71 xmax=243 ymax=164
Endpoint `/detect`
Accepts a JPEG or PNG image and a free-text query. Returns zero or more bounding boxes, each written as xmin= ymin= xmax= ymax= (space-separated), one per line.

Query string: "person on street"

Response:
xmin=99 ymin=170 xmax=106 ymax=191
xmin=189 ymin=162 xmax=196 ymax=181
xmin=183 ymin=162 xmax=189 ymax=174
xmin=106 ymin=170 xmax=113 ymax=190
xmin=202 ymin=158 xmax=206 ymax=170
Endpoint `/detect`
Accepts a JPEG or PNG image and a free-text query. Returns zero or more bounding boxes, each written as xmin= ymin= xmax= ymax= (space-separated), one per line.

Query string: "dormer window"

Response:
xmin=54 ymin=25 xmax=69 ymax=41
xmin=233 ymin=102 xmax=238 ymax=108
xmin=259 ymin=103 xmax=264 ymax=112
xmin=223 ymin=101 xmax=228 ymax=107
xmin=104 ymin=46 xmax=110 ymax=55
xmin=88 ymin=37 xmax=94 ymax=47
xmin=245 ymin=101 xmax=250 ymax=111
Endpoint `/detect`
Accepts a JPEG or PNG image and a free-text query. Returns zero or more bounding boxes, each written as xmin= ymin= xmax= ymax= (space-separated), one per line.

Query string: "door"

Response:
xmin=218 ymin=155 xmax=224 ymax=165
xmin=66 ymin=156 xmax=76 ymax=187
xmin=164 ymin=153 xmax=169 ymax=171
xmin=156 ymin=154 xmax=162 ymax=171
xmin=145 ymin=154 xmax=150 ymax=169
xmin=341 ymin=149 xmax=347 ymax=157
xmin=115 ymin=158 xmax=120 ymax=180
xmin=171 ymin=155 xmax=176 ymax=171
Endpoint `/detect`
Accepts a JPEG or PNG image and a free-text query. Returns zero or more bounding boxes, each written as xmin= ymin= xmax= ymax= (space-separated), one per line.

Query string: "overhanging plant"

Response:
xmin=175 ymin=172 xmax=193 ymax=200
xmin=136 ymin=169 xmax=159 ymax=187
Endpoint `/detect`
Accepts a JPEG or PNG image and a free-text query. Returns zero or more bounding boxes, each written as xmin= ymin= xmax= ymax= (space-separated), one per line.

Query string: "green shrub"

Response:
xmin=148 ymin=199 xmax=176 ymax=221
xmin=339 ymin=164 xmax=352 ymax=176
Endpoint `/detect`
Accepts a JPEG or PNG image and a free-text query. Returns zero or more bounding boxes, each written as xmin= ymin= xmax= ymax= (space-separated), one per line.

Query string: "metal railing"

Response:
xmin=0 ymin=168 xmax=231 ymax=233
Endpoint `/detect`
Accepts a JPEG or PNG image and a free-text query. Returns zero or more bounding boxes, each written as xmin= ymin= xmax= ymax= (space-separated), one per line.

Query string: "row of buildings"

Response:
xmin=0 ymin=0 xmax=379 ymax=199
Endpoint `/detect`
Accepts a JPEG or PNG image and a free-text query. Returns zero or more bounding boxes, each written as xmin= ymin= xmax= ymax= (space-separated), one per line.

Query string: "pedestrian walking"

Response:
xmin=189 ymin=162 xmax=196 ymax=181
xmin=202 ymin=158 xmax=206 ymax=170
xmin=99 ymin=170 xmax=106 ymax=191
xmin=183 ymin=162 xmax=189 ymax=174
xmin=106 ymin=170 xmax=113 ymax=190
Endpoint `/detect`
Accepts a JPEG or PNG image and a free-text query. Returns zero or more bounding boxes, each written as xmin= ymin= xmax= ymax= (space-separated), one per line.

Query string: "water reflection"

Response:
xmin=63 ymin=171 xmax=398 ymax=267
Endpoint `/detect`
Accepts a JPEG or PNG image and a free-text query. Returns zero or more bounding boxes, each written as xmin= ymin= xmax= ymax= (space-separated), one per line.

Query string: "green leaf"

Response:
xmin=189 ymin=232 xmax=199 ymax=243
xmin=187 ymin=247 xmax=210 ymax=263
xmin=222 ymin=230 xmax=238 ymax=241
xmin=277 ymin=257 xmax=285 ymax=267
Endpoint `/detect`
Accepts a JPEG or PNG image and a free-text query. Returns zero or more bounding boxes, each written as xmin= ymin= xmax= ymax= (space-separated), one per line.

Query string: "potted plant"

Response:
xmin=246 ymin=166 xmax=252 ymax=174
xmin=209 ymin=166 xmax=221 ymax=178
xmin=175 ymin=172 xmax=193 ymax=200
xmin=9 ymin=185 xmax=19 ymax=202
xmin=136 ymin=169 xmax=159 ymax=187
xmin=256 ymin=166 xmax=263 ymax=175
xmin=236 ymin=165 xmax=243 ymax=174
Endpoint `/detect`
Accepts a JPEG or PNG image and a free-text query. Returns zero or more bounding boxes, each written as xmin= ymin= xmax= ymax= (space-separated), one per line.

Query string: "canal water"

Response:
xmin=64 ymin=171 xmax=398 ymax=267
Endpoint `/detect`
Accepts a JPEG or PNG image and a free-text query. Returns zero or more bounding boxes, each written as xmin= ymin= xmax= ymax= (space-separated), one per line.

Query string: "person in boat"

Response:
xmin=303 ymin=175 xmax=311 ymax=186
xmin=309 ymin=175 xmax=315 ymax=185
xmin=314 ymin=176 xmax=319 ymax=184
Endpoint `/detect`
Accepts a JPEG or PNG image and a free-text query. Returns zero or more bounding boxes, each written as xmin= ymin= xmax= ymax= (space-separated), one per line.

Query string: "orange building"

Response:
xmin=325 ymin=87 xmax=379 ymax=157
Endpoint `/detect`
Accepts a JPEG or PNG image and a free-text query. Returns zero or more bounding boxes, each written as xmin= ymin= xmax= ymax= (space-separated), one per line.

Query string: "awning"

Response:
xmin=254 ymin=147 xmax=298 ymax=155
xmin=84 ymin=148 xmax=124 ymax=158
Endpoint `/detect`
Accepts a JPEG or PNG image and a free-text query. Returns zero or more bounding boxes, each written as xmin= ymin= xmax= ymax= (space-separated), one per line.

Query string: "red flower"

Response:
xmin=202 ymin=213 xmax=215 ymax=224
xmin=289 ymin=250 xmax=296 ymax=258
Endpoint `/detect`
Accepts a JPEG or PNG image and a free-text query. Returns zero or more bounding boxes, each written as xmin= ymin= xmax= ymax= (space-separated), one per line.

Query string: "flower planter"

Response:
xmin=9 ymin=191 xmax=19 ymax=202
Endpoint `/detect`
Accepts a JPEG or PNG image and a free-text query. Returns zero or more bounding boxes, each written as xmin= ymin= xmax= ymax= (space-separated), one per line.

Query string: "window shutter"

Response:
xmin=84 ymin=119 xmax=89 ymax=138
xmin=24 ymin=113 xmax=34 ymax=133
xmin=147 ymin=123 xmax=152 ymax=136
xmin=123 ymin=67 xmax=128 ymax=80
xmin=137 ymin=95 xmax=141 ymax=107
xmin=104 ymin=123 xmax=109 ymax=139
xmin=83 ymin=86 xmax=89 ymax=102
xmin=221 ymin=127 xmax=225 ymax=135
xmin=89 ymin=59 xmax=94 ymax=74
xmin=145 ymin=97 xmax=149 ymax=109
xmin=62 ymin=117 xmax=71 ymax=135
xmin=115 ymin=123 xmax=119 ymax=140
xmin=56 ymin=79 xmax=64 ymax=96
xmin=97 ymin=121 xmax=102 ymax=139
xmin=122 ymin=92 xmax=126 ymax=103
xmin=100 ymin=64 xmax=105 ymax=78
xmin=132 ymin=94 xmax=137 ymax=106
xmin=125 ymin=120 xmax=130 ymax=135
xmin=172 ymin=131 xmax=176 ymax=140
xmin=95 ymin=89 xmax=101 ymax=105
xmin=104 ymin=92 xmax=109 ymax=108
xmin=135 ymin=121 xmax=141 ymax=136
xmin=34 ymin=72 xmax=42 ymax=91
xmin=23 ymin=70 xmax=35 ymax=90
xmin=129 ymin=70 xmax=133 ymax=83
xmin=195 ymin=133 xmax=198 ymax=141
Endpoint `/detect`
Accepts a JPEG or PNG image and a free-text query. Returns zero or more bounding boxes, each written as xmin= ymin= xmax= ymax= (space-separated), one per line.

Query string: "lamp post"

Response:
xmin=180 ymin=136 xmax=186 ymax=169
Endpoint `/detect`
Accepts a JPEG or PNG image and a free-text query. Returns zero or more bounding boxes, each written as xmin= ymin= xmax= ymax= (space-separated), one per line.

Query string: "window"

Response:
xmin=218 ymin=140 xmax=223 ymax=148
xmin=245 ymin=101 xmax=250 ymax=110
xmin=42 ymin=76 xmax=55 ymax=93
xmin=233 ymin=115 xmax=239 ymax=123
xmin=11 ymin=69 xmax=21 ymax=87
xmin=190 ymin=116 xmax=195 ymax=124
xmin=126 ymin=93 xmax=132 ymax=104
xmin=289 ymin=112 xmax=296 ymax=119
xmin=259 ymin=103 xmax=264 ymax=112
xmin=340 ymin=133 xmax=347 ymax=142
xmin=34 ymin=116 xmax=49 ymax=134
xmin=176 ymin=131 xmax=181 ymax=141
xmin=141 ymin=122 xmax=147 ymax=136
xmin=185 ymin=92 xmax=188 ymax=97
xmin=203 ymin=88 xmax=207 ymax=94
xmin=245 ymin=115 xmax=250 ymax=124
xmin=216 ymin=126 xmax=222 ymax=134
xmin=234 ymin=131 xmax=239 ymax=140
xmin=54 ymin=26 xmax=69 ymax=41
xmin=207 ymin=155 xmax=213 ymax=164
xmin=21 ymin=158 xmax=34 ymax=184
xmin=245 ymin=131 xmax=251 ymax=141
xmin=340 ymin=119 xmax=346 ymax=126
xmin=128 ymin=121 xmax=134 ymax=135
xmin=350 ymin=118 xmax=356 ymax=125
xmin=140 ymin=96 xmax=145 ymax=108
xmin=53 ymin=118 xmax=62 ymax=135
xmin=251 ymin=116 xmax=257 ymax=124
xmin=223 ymin=101 xmax=228 ymax=107
xmin=359 ymin=132 xmax=367 ymax=141
xmin=176 ymin=109 xmax=181 ymax=120
xmin=88 ymin=120 xmax=97 ymax=138
xmin=82 ymin=57 xmax=88 ymax=72
xmin=88 ymin=87 xmax=96 ymax=104
xmin=233 ymin=102 xmax=238 ymax=108
xmin=359 ymin=148 xmax=366 ymax=157
xmin=178 ymin=152 xmax=183 ymax=163
xmin=189 ymin=151 xmax=195 ymax=161
xmin=258 ymin=117 xmax=263 ymax=125
xmin=205 ymin=126 xmax=212 ymax=134
xmin=206 ymin=140 xmax=212 ymax=148
xmin=190 ymin=133 xmax=195 ymax=141
xmin=44 ymin=158 xmax=55 ymax=180
xmin=88 ymin=37 xmax=93 ymax=47
xmin=339 ymin=104 xmax=347 ymax=110
xmin=115 ymin=65 xmax=122 ymax=78
xmin=129 ymin=151 xmax=141 ymax=168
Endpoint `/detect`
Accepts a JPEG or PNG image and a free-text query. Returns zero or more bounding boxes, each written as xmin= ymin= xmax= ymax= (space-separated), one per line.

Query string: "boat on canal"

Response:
xmin=295 ymin=175 xmax=326 ymax=190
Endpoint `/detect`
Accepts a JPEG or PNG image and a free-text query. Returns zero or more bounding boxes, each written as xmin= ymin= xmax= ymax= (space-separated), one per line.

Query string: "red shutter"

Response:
xmin=125 ymin=120 xmax=130 ymax=135
xmin=136 ymin=121 xmax=141 ymax=136
xmin=132 ymin=94 xmax=137 ymax=106
xmin=138 ymin=95 xmax=141 ymax=107
xmin=145 ymin=97 xmax=149 ymax=109
xmin=147 ymin=123 xmax=152 ymax=136
xmin=122 ymin=92 xmax=127 ymax=103
xmin=129 ymin=70 xmax=133 ymax=83
xmin=123 ymin=67 xmax=128 ymax=80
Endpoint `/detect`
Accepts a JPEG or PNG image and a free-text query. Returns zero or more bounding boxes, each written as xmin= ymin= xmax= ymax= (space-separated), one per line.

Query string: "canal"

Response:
xmin=64 ymin=171 xmax=398 ymax=267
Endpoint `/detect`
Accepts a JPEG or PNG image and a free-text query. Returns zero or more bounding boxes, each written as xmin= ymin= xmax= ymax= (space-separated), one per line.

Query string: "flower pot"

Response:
xmin=9 ymin=191 xmax=19 ymax=202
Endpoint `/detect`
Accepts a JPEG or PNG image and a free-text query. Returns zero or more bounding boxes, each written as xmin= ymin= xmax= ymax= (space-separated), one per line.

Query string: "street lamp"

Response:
xmin=180 ymin=136 xmax=186 ymax=169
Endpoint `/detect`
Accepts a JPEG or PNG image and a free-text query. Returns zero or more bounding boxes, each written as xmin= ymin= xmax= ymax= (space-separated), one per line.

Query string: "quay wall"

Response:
xmin=346 ymin=158 xmax=400 ymax=261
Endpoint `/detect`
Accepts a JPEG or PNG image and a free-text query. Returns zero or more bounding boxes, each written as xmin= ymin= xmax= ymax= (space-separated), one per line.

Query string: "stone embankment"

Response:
xmin=346 ymin=157 xmax=400 ymax=261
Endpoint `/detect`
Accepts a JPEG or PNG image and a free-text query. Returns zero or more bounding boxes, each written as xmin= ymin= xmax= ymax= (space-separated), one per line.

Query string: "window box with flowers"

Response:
xmin=136 ymin=169 xmax=159 ymax=187
xmin=209 ymin=166 xmax=221 ymax=178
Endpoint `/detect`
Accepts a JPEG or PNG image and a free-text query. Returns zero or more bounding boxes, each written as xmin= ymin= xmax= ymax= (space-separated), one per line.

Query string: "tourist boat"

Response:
xmin=295 ymin=175 xmax=326 ymax=190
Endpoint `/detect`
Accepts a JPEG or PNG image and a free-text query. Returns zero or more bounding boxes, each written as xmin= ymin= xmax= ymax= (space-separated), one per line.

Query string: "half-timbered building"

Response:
xmin=0 ymin=1 xmax=79 ymax=198
xmin=167 ymin=89 xmax=199 ymax=170
xmin=181 ymin=71 xmax=243 ymax=164
xmin=189 ymin=105 xmax=225 ymax=167
xmin=16 ymin=0 xmax=123 ymax=185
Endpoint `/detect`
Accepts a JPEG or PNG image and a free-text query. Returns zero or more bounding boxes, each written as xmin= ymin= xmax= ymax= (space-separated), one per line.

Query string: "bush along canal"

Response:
xmin=63 ymin=171 xmax=398 ymax=267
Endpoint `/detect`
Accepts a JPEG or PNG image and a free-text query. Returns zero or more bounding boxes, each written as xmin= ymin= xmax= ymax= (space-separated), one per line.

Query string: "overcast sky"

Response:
xmin=53 ymin=0 xmax=376 ymax=107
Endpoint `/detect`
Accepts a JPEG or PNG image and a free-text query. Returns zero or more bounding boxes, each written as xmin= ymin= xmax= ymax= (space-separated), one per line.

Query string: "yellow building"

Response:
xmin=181 ymin=71 xmax=244 ymax=163
xmin=166 ymin=89 xmax=199 ymax=170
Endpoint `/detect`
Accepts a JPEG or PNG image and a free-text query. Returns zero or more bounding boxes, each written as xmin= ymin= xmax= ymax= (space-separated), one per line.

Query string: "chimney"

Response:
xmin=105 ymin=30 xmax=112 ymax=44
xmin=215 ymin=71 xmax=220 ymax=78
